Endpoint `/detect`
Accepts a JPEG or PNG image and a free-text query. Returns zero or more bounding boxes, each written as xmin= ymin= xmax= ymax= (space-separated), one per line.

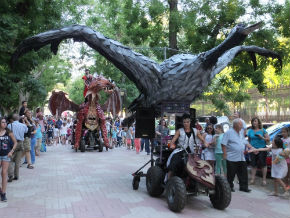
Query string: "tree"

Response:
xmin=0 ymin=0 xmax=88 ymax=115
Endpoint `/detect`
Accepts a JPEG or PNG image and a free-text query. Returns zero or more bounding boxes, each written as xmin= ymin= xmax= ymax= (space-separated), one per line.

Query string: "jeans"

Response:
xmin=141 ymin=138 xmax=150 ymax=154
xmin=30 ymin=137 xmax=36 ymax=164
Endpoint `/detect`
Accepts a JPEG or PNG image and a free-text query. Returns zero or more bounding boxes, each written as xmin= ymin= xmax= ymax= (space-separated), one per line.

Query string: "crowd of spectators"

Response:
xmin=0 ymin=101 xmax=74 ymax=202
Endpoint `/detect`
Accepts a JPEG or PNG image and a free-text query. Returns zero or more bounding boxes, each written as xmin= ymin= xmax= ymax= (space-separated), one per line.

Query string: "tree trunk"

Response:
xmin=168 ymin=0 xmax=179 ymax=57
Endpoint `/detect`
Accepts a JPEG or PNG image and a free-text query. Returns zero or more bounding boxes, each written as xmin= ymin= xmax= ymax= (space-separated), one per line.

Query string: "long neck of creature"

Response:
xmin=202 ymin=30 xmax=247 ymax=70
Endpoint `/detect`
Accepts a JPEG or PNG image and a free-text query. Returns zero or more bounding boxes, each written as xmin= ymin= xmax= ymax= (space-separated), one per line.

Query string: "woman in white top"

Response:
xmin=202 ymin=124 xmax=216 ymax=166
xmin=168 ymin=113 xmax=207 ymax=180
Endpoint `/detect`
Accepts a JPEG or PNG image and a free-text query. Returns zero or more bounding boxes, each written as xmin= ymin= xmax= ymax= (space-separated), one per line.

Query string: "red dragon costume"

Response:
xmin=49 ymin=74 xmax=122 ymax=149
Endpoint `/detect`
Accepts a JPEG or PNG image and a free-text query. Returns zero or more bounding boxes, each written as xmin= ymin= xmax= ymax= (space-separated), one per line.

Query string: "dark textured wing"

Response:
xmin=49 ymin=91 xmax=80 ymax=116
xmin=210 ymin=45 xmax=282 ymax=79
xmin=101 ymin=88 xmax=122 ymax=118
xmin=11 ymin=25 xmax=161 ymax=95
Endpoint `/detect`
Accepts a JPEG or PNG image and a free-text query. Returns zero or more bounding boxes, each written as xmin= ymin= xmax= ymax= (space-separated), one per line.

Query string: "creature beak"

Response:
xmin=85 ymin=90 xmax=92 ymax=98
xmin=241 ymin=22 xmax=263 ymax=35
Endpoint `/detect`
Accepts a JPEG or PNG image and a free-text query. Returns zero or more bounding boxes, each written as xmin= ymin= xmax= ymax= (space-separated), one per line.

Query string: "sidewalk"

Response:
xmin=1 ymin=145 xmax=289 ymax=218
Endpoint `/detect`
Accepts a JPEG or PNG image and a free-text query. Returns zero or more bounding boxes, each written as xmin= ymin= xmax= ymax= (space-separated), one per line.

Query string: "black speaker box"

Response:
xmin=135 ymin=108 xmax=155 ymax=138
xmin=190 ymin=108 xmax=196 ymax=128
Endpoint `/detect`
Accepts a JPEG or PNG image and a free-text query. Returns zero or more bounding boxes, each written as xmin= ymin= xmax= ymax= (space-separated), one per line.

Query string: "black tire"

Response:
xmin=80 ymin=139 xmax=86 ymax=152
xmin=166 ymin=176 xmax=186 ymax=212
xmin=146 ymin=166 xmax=164 ymax=197
xmin=209 ymin=175 xmax=231 ymax=210
xmin=132 ymin=175 xmax=140 ymax=190
xmin=99 ymin=138 xmax=104 ymax=152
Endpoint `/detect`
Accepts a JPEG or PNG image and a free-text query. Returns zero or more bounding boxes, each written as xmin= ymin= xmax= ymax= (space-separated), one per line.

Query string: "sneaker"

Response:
xmin=7 ymin=177 xmax=13 ymax=183
xmin=280 ymin=191 xmax=290 ymax=198
xmin=268 ymin=191 xmax=278 ymax=196
xmin=1 ymin=193 xmax=7 ymax=202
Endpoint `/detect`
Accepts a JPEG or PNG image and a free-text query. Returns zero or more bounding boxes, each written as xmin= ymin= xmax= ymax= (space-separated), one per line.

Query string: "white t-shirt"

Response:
xmin=60 ymin=125 xmax=68 ymax=135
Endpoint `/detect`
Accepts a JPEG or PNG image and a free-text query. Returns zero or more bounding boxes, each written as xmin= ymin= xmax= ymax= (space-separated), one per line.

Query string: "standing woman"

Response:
xmin=248 ymin=117 xmax=270 ymax=185
xmin=0 ymin=117 xmax=17 ymax=202
xmin=202 ymin=124 xmax=216 ymax=166
xmin=155 ymin=119 xmax=169 ymax=145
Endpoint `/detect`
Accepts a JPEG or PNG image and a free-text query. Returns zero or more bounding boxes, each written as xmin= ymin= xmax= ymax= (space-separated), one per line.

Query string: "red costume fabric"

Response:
xmin=74 ymin=102 xmax=109 ymax=148
xmin=82 ymin=75 xmax=92 ymax=97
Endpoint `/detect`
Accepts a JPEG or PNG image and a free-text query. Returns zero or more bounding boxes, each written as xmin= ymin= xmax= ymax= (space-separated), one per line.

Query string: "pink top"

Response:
xmin=36 ymin=112 xmax=45 ymax=133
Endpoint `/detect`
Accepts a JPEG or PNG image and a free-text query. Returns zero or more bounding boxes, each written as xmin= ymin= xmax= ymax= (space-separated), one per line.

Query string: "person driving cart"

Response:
xmin=167 ymin=113 xmax=207 ymax=180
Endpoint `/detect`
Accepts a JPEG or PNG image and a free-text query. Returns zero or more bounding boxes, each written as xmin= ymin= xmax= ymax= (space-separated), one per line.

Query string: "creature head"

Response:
xmin=85 ymin=75 xmax=116 ymax=99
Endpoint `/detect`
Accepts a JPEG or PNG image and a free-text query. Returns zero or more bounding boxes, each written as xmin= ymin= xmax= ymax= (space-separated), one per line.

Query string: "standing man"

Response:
xmin=233 ymin=112 xmax=247 ymax=137
xmin=221 ymin=118 xmax=254 ymax=192
xmin=7 ymin=114 xmax=28 ymax=182
xmin=19 ymin=101 xmax=27 ymax=117
xmin=22 ymin=110 xmax=34 ymax=169
xmin=82 ymin=69 xmax=93 ymax=99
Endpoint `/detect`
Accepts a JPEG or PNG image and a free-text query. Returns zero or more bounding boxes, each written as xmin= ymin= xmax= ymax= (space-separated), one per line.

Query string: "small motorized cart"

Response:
xmin=132 ymin=101 xmax=231 ymax=212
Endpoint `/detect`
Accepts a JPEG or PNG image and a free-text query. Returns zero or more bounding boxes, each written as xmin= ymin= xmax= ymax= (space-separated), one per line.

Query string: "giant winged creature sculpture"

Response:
xmin=11 ymin=22 xmax=281 ymax=114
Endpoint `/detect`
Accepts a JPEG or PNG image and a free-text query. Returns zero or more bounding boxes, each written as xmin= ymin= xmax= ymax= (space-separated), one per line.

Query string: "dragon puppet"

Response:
xmin=49 ymin=74 xmax=122 ymax=149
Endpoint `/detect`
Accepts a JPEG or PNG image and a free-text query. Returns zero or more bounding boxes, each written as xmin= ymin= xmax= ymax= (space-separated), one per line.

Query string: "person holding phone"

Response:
xmin=247 ymin=117 xmax=270 ymax=186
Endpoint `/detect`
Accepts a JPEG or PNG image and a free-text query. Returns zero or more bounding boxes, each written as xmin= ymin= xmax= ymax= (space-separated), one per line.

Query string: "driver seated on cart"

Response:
xmin=167 ymin=113 xmax=207 ymax=180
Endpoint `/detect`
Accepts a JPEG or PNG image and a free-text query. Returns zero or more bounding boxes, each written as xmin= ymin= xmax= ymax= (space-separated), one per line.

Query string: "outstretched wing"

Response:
xmin=11 ymin=25 xmax=162 ymax=96
xmin=210 ymin=45 xmax=282 ymax=79
xmin=101 ymin=88 xmax=122 ymax=118
xmin=49 ymin=91 xmax=80 ymax=116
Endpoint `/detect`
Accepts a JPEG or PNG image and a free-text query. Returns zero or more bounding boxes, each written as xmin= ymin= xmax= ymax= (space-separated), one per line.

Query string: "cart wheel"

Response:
xmin=132 ymin=175 xmax=140 ymax=190
xmin=80 ymin=139 xmax=86 ymax=152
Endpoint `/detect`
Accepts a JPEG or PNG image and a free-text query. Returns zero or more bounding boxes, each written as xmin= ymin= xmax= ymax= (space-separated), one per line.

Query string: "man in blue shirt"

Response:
xmin=222 ymin=118 xmax=254 ymax=193
xmin=56 ymin=118 xmax=62 ymax=129
xmin=7 ymin=114 xmax=28 ymax=181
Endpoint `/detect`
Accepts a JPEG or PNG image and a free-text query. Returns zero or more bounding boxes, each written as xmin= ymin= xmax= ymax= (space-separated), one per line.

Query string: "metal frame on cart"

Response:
xmin=132 ymin=101 xmax=191 ymax=190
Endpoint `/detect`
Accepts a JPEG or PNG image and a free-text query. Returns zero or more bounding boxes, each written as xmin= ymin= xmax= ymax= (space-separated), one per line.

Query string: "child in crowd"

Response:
xmin=134 ymin=138 xmax=141 ymax=154
xmin=281 ymin=127 xmax=290 ymax=188
xmin=53 ymin=124 xmax=60 ymax=145
xmin=47 ymin=124 xmax=54 ymax=145
xmin=121 ymin=128 xmax=126 ymax=147
xmin=67 ymin=126 xmax=72 ymax=145
xmin=112 ymin=126 xmax=117 ymax=147
xmin=125 ymin=127 xmax=131 ymax=150
xmin=117 ymin=127 xmax=122 ymax=147
xmin=35 ymin=119 xmax=42 ymax=156
xmin=214 ymin=124 xmax=226 ymax=177
xmin=60 ymin=122 xmax=68 ymax=145
xmin=250 ymin=136 xmax=290 ymax=197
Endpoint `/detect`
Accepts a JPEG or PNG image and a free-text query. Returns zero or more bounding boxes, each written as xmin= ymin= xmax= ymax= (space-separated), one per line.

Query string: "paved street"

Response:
xmin=1 ymin=145 xmax=289 ymax=218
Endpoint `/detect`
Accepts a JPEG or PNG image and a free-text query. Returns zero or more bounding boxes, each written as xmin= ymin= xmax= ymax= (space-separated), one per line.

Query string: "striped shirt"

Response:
xmin=7 ymin=121 xmax=28 ymax=141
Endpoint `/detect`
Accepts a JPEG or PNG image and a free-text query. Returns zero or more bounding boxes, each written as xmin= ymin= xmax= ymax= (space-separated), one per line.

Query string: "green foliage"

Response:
xmin=0 ymin=0 xmax=88 ymax=114
xmin=1 ymin=0 xmax=289 ymax=116
xmin=67 ymin=78 xmax=84 ymax=105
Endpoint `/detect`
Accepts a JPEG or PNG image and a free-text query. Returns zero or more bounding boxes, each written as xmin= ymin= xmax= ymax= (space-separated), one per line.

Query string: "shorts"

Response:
xmin=126 ymin=139 xmax=131 ymax=145
xmin=250 ymin=151 xmax=267 ymax=168
xmin=23 ymin=137 xmax=31 ymax=152
xmin=0 ymin=155 xmax=11 ymax=162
